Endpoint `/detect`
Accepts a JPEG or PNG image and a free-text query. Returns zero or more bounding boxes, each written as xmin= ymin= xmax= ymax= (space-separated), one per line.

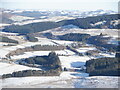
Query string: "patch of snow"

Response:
xmin=90 ymin=21 xmax=106 ymax=26
xmin=37 ymin=37 xmax=56 ymax=45
xmin=0 ymin=42 xmax=9 ymax=46
xmin=12 ymin=10 xmax=24 ymax=13
xmin=76 ymin=47 xmax=96 ymax=54
xmin=107 ymin=39 xmax=119 ymax=45
xmin=99 ymin=53 xmax=115 ymax=58
xmin=110 ymin=20 xmax=120 ymax=26
xmin=52 ymin=40 xmax=74 ymax=46
xmin=74 ymin=76 xmax=119 ymax=88
xmin=0 ymin=24 xmax=11 ymax=28
xmin=59 ymin=56 xmax=90 ymax=69
xmin=10 ymin=15 xmax=34 ymax=22
xmin=55 ymin=49 xmax=75 ymax=55
xmin=0 ymin=32 xmax=19 ymax=36
xmin=11 ymin=51 xmax=51 ymax=60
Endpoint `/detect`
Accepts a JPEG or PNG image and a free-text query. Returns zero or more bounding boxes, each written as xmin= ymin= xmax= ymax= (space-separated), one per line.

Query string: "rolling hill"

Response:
xmin=3 ymin=14 xmax=119 ymax=34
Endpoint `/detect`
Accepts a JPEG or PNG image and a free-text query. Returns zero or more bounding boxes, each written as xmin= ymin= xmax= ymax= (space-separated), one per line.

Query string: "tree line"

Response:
xmin=58 ymin=33 xmax=91 ymax=42
xmin=2 ymin=69 xmax=61 ymax=79
xmin=22 ymin=52 xmax=61 ymax=69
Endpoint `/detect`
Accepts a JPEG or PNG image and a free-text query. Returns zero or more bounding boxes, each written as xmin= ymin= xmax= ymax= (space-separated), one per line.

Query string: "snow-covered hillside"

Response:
xmin=1 ymin=9 xmax=117 ymax=26
xmin=10 ymin=15 xmax=34 ymax=22
xmin=13 ymin=16 xmax=75 ymax=25
xmin=1 ymin=72 xmax=119 ymax=88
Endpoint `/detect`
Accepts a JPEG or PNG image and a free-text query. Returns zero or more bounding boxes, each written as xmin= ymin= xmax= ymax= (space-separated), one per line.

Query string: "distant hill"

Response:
xmin=59 ymin=14 xmax=119 ymax=29
xmin=13 ymin=11 xmax=47 ymax=18
xmin=0 ymin=13 xmax=14 ymax=24
xmin=3 ymin=22 xmax=61 ymax=33
xmin=0 ymin=11 xmax=34 ymax=24
xmin=3 ymin=14 xmax=119 ymax=34
xmin=11 ymin=9 xmax=116 ymax=18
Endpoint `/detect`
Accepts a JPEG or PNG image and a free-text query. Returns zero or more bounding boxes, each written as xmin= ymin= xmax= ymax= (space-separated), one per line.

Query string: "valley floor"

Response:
xmin=0 ymin=29 xmax=119 ymax=88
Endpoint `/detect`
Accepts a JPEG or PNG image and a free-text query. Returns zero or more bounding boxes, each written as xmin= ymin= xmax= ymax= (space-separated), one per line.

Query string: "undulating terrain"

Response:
xmin=0 ymin=8 xmax=119 ymax=88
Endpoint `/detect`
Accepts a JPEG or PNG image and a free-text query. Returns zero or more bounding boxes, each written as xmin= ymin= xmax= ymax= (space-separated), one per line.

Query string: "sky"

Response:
xmin=1 ymin=0 xmax=119 ymax=11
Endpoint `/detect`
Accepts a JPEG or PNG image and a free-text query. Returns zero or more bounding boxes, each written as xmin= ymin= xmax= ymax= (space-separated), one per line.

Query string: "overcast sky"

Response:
xmin=1 ymin=0 xmax=119 ymax=11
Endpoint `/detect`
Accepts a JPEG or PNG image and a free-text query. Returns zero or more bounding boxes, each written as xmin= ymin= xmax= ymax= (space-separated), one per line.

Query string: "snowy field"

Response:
xmin=0 ymin=46 xmax=118 ymax=88
xmin=0 ymin=29 xmax=119 ymax=88
xmin=0 ymin=62 xmax=41 ymax=75
xmin=51 ymin=28 xmax=118 ymax=38
xmin=76 ymin=47 xmax=96 ymax=54
xmin=1 ymin=72 xmax=119 ymax=88
xmin=0 ymin=32 xmax=19 ymax=36
xmin=11 ymin=51 xmax=51 ymax=60
xmin=59 ymin=56 xmax=90 ymax=69
xmin=0 ymin=42 xmax=10 ymax=47
xmin=0 ymin=38 xmax=56 ymax=58
xmin=1 ymin=72 xmax=88 ymax=88
xmin=36 ymin=37 xmax=56 ymax=45
xmin=10 ymin=49 xmax=75 ymax=60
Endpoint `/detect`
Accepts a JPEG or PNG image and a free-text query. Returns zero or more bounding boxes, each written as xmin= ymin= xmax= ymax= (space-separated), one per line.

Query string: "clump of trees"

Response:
xmin=23 ymin=52 xmax=61 ymax=69
xmin=2 ymin=52 xmax=62 ymax=78
xmin=86 ymin=57 xmax=120 ymax=76
xmin=25 ymin=35 xmax=38 ymax=42
xmin=0 ymin=36 xmax=18 ymax=44
xmin=58 ymin=33 xmax=90 ymax=42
